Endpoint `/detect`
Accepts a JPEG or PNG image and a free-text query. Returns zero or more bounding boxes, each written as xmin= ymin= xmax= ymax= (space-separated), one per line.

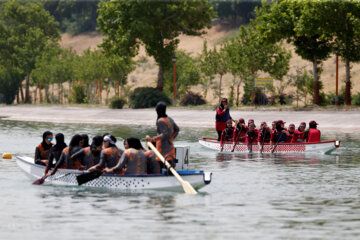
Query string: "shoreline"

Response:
xmin=0 ymin=105 xmax=359 ymax=133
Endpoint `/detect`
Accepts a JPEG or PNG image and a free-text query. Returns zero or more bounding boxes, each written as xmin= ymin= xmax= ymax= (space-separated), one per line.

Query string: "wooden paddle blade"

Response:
xmin=32 ymin=178 xmax=45 ymax=185
xmin=181 ymin=181 xmax=197 ymax=194
xmin=76 ymin=171 xmax=103 ymax=185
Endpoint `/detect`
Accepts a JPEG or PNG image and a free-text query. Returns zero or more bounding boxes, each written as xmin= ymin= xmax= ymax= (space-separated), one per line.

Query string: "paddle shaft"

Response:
xmin=260 ymin=130 xmax=266 ymax=153
xmin=232 ymin=126 xmax=243 ymax=152
xmin=146 ymin=142 xmax=197 ymax=194
xmin=271 ymin=132 xmax=283 ymax=153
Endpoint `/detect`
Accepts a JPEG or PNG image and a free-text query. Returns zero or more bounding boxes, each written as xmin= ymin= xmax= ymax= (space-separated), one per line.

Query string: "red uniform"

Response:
xmin=258 ymin=128 xmax=272 ymax=143
xmin=307 ymin=128 xmax=321 ymax=142
xmin=220 ymin=127 xmax=234 ymax=147
xmin=246 ymin=130 xmax=259 ymax=145
xmin=286 ymin=131 xmax=294 ymax=143
xmin=291 ymin=130 xmax=305 ymax=143
xmin=233 ymin=125 xmax=248 ymax=143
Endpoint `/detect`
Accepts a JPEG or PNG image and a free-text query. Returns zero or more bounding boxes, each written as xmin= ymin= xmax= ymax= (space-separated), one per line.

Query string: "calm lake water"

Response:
xmin=0 ymin=118 xmax=360 ymax=240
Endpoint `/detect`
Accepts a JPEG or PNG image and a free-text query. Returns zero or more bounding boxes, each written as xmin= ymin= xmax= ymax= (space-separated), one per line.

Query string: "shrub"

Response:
xmin=180 ymin=92 xmax=206 ymax=106
xmin=323 ymin=92 xmax=345 ymax=105
xmin=109 ymin=97 xmax=126 ymax=109
xmin=353 ymin=92 xmax=360 ymax=106
xmin=70 ymin=83 xmax=86 ymax=104
xmin=129 ymin=87 xmax=171 ymax=109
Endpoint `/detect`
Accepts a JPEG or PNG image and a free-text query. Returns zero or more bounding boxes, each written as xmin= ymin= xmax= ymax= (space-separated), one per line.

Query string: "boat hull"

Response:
xmin=16 ymin=156 xmax=211 ymax=192
xmin=198 ymin=138 xmax=340 ymax=154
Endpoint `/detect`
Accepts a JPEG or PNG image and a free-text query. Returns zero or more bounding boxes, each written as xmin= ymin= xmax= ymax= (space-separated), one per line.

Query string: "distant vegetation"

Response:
xmin=1 ymin=0 xmax=360 ymax=108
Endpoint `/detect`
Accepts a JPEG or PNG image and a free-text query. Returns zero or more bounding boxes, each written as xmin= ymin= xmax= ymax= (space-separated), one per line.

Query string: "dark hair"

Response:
xmin=156 ymin=101 xmax=167 ymax=120
xmin=126 ymin=137 xmax=144 ymax=150
xmin=54 ymin=133 xmax=67 ymax=152
xmin=41 ymin=131 xmax=53 ymax=150
xmin=91 ymin=135 xmax=103 ymax=148
xmin=81 ymin=134 xmax=89 ymax=147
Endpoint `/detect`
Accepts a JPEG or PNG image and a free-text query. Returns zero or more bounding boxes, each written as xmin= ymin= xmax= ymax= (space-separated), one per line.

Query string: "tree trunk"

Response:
xmin=236 ymin=83 xmax=240 ymax=106
xmin=345 ymin=59 xmax=351 ymax=105
xmin=100 ymin=78 xmax=102 ymax=104
xmin=117 ymin=79 xmax=120 ymax=97
xmin=219 ymin=74 xmax=223 ymax=102
xmin=312 ymin=57 xmax=320 ymax=105
xmin=34 ymin=84 xmax=38 ymax=103
xmin=25 ymin=74 xmax=31 ymax=103
xmin=19 ymin=86 xmax=24 ymax=103
xmin=39 ymin=83 xmax=42 ymax=104
xmin=16 ymin=91 xmax=19 ymax=104
xmin=156 ymin=66 xmax=165 ymax=91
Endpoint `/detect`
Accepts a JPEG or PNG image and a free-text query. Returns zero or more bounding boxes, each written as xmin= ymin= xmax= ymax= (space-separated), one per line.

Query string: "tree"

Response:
xmin=164 ymin=50 xmax=201 ymax=101
xmin=256 ymin=0 xmax=332 ymax=105
xmin=319 ymin=1 xmax=360 ymax=105
xmin=0 ymin=0 xmax=60 ymax=103
xmin=97 ymin=0 xmax=214 ymax=91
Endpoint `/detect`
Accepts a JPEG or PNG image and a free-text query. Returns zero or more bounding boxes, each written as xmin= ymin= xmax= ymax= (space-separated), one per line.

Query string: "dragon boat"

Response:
xmin=198 ymin=138 xmax=340 ymax=154
xmin=16 ymin=156 xmax=212 ymax=192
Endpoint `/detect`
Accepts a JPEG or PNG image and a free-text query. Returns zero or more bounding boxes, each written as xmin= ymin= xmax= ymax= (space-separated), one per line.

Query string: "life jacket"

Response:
xmin=37 ymin=143 xmax=52 ymax=160
xmin=286 ymin=131 xmax=295 ymax=143
xmin=155 ymin=117 xmax=176 ymax=161
xmin=215 ymin=107 xmax=230 ymax=122
xmin=307 ymin=128 xmax=321 ymax=142
xmin=272 ymin=130 xmax=287 ymax=143
xmin=291 ymin=130 xmax=305 ymax=142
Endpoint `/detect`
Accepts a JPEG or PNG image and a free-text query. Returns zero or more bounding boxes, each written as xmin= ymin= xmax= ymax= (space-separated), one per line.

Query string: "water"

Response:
xmin=0 ymin=118 xmax=360 ymax=240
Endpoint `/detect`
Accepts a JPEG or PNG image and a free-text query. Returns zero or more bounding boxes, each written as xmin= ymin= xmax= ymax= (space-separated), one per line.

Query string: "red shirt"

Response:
xmin=307 ymin=128 xmax=321 ymax=142
xmin=291 ymin=130 xmax=305 ymax=143
xmin=233 ymin=125 xmax=248 ymax=143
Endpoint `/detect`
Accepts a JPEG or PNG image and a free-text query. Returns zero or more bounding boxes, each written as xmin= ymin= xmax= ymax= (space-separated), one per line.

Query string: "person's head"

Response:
xmin=220 ymin=98 xmax=228 ymax=108
xmin=123 ymin=139 xmax=129 ymax=149
xmin=309 ymin=120 xmax=318 ymax=129
xmin=299 ymin=122 xmax=306 ymax=131
xmin=289 ymin=123 xmax=295 ymax=132
xmin=42 ymin=131 xmax=53 ymax=145
xmin=69 ymin=134 xmax=83 ymax=148
xmin=80 ymin=134 xmax=89 ymax=147
xmin=276 ymin=121 xmax=283 ymax=132
xmin=156 ymin=101 xmax=167 ymax=119
xmin=249 ymin=123 xmax=256 ymax=131
xmin=226 ymin=119 xmax=232 ymax=128
xmin=103 ymin=135 xmax=116 ymax=148
xmin=126 ymin=137 xmax=144 ymax=150
xmin=248 ymin=119 xmax=254 ymax=125
xmin=272 ymin=121 xmax=276 ymax=129
xmin=238 ymin=118 xmax=245 ymax=125
xmin=277 ymin=120 xmax=285 ymax=128
xmin=260 ymin=122 xmax=267 ymax=131
xmin=91 ymin=135 xmax=103 ymax=155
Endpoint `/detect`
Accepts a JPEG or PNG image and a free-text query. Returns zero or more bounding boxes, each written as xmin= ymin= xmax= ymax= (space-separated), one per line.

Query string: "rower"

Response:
xmin=306 ymin=120 xmax=321 ymax=142
xmin=220 ymin=119 xmax=234 ymax=152
xmin=44 ymin=133 xmax=67 ymax=176
xmin=246 ymin=123 xmax=259 ymax=147
xmin=88 ymin=135 xmax=123 ymax=172
xmin=35 ymin=131 xmax=53 ymax=166
xmin=231 ymin=118 xmax=248 ymax=151
xmin=105 ymin=138 xmax=149 ymax=175
xmin=70 ymin=135 xmax=103 ymax=170
xmin=291 ymin=122 xmax=306 ymax=143
xmin=286 ymin=124 xmax=295 ymax=142
xmin=270 ymin=120 xmax=289 ymax=149
xmin=258 ymin=122 xmax=271 ymax=144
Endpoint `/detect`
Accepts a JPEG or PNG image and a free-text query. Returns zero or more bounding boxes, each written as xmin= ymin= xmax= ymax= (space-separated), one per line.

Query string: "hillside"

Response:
xmin=60 ymin=25 xmax=360 ymax=105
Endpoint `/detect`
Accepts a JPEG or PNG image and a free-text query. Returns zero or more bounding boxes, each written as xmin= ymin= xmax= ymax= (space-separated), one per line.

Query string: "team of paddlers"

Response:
xmin=215 ymin=98 xmax=321 ymax=152
xmin=34 ymin=102 xmax=179 ymax=178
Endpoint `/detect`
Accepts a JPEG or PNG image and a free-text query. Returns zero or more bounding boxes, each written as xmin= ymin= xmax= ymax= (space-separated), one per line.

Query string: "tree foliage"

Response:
xmin=97 ymin=0 xmax=214 ymax=92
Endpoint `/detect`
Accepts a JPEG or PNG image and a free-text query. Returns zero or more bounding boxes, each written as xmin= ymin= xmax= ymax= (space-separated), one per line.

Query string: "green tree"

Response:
xmin=0 ymin=0 xmax=60 ymax=103
xmin=97 ymin=0 xmax=214 ymax=92
xmin=164 ymin=50 xmax=201 ymax=101
xmin=256 ymin=0 xmax=332 ymax=105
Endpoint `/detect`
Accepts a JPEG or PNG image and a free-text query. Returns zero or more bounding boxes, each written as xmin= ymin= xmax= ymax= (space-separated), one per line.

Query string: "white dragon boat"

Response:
xmin=198 ymin=138 xmax=340 ymax=154
xmin=16 ymin=156 xmax=212 ymax=192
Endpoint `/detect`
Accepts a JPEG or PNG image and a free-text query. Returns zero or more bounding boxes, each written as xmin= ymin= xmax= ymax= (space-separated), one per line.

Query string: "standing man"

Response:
xmin=146 ymin=101 xmax=180 ymax=169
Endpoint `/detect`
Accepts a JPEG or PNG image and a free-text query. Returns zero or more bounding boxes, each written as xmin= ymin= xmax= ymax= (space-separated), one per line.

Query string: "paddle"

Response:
xmin=76 ymin=170 xmax=103 ymax=185
xmin=231 ymin=125 xmax=243 ymax=152
xmin=32 ymin=173 xmax=71 ymax=185
xmin=146 ymin=142 xmax=197 ymax=194
xmin=260 ymin=129 xmax=266 ymax=153
xmin=271 ymin=132 xmax=283 ymax=153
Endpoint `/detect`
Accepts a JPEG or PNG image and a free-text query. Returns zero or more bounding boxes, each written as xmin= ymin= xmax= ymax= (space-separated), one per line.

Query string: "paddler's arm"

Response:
xmin=34 ymin=147 xmax=47 ymax=165
xmin=70 ymin=148 xmax=84 ymax=161
xmin=106 ymin=152 xmax=127 ymax=173
xmin=45 ymin=151 xmax=65 ymax=177
xmin=88 ymin=150 xmax=106 ymax=172
xmin=171 ymin=121 xmax=180 ymax=140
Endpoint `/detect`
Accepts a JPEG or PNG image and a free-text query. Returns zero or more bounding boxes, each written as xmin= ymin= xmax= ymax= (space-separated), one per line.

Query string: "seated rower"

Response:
xmin=231 ymin=118 xmax=248 ymax=152
xmin=271 ymin=121 xmax=276 ymax=133
xmin=306 ymin=120 xmax=321 ymax=142
xmin=270 ymin=120 xmax=290 ymax=150
xmin=125 ymin=137 xmax=160 ymax=174
xmin=105 ymin=137 xmax=149 ymax=175
xmin=45 ymin=134 xmax=84 ymax=177
xmin=286 ymin=124 xmax=296 ymax=143
xmin=220 ymin=119 xmax=234 ymax=152
xmin=291 ymin=122 xmax=306 ymax=143
xmin=70 ymin=135 xmax=103 ymax=170
xmin=35 ymin=131 xmax=53 ymax=166
xmin=258 ymin=122 xmax=271 ymax=145
xmin=88 ymin=135 xmax=123 ymax=172
xmin=44 ymin=133 xmax=67 ymax=176
xmin=246 ymin=123 xmax=259 ymax=151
